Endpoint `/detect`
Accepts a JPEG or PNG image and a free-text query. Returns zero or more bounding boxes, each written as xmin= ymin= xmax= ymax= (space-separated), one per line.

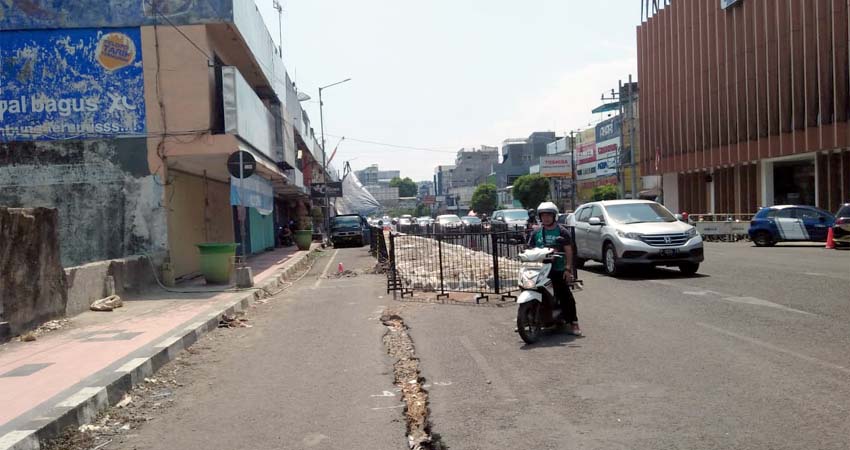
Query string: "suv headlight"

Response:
xmin=616 ymin=230 xmax=643 ymax=240
xmin=685 ymin=227 xmax=698 ymax=238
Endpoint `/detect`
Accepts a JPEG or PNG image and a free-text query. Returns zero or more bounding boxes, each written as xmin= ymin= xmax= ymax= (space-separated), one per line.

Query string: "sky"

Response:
xmin=256 ymin=0 xmax=640 ymax=182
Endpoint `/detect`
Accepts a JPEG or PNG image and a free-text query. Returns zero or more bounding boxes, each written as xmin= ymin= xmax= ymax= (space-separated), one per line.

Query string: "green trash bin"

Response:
xmin=196 ymin=243 xmax=238 ymax=284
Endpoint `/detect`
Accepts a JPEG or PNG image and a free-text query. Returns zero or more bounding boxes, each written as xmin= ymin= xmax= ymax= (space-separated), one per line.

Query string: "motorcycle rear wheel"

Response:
xmin=517 ymin=302 xmax=542 ymax=344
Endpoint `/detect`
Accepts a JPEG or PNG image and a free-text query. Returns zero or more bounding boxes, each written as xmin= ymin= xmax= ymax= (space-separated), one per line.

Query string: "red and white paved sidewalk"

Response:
xmin=0 ymin=245 xmax=317 ymax=450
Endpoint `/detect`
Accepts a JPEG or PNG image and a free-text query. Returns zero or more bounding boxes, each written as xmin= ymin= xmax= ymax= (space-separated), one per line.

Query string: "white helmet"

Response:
xmin=537 ymin=201 xmax=559 ymax=217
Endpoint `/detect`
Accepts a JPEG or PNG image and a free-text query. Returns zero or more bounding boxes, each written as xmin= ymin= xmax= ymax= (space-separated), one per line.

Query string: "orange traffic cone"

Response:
xmin=825 ymin=227 xmax=836 ymax=249
xmin=338 ymin=262 xmax=344 ymax=273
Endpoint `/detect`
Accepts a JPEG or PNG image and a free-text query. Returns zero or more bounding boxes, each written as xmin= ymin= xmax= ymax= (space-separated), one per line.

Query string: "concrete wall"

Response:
xmin=0 ymin=208 xmax=67 ymax=336
xmin=64 ymin=255 xmax=160 ymax=317
xmin=0 ymin=139 xmax=167 ymax=267
xmin=167 ymin=171 xmax=234 ymax=278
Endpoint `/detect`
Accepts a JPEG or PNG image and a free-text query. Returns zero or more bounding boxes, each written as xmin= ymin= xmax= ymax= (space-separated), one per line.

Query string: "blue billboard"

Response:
xmin=0 ymin=27 xmax=146 ymax=142
xmin=0 ymin=1 xmax=232 ymax=32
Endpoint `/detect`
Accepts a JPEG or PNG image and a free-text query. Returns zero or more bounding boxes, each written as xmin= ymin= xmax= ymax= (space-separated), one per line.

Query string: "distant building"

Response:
xmin=433 ymin=165 xmax=455 ymax=196
xmin=356 ymin=164 xmax=401 ymax=187
xmin=494 ymin=132 xmax=558 ymax=188
xmin=365 ymin=186 xmax=400 ymax=209
xmin=416 ymin=180 xmax=434 ymax=198
xmin=452 ymin=146 xmax=499 ymax=188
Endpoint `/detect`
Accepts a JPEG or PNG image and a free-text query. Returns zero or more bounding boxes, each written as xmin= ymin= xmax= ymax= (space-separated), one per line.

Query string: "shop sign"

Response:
xmin=539 ymin=155 xmax=573 ymax=178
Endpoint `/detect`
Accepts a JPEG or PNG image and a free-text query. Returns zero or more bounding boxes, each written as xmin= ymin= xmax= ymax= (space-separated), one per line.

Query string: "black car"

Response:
xmin=461 ymin=216 xmax=482 ymax=232
xmin=834 ymin=203 xmax=850 ymax=247
xmin=330 ymin=214 xmax=367 ymax=247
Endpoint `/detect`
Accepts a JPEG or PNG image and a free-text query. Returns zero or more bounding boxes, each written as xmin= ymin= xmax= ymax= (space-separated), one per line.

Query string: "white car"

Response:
xmin=573 ymin=200 xmax=704 ymax=276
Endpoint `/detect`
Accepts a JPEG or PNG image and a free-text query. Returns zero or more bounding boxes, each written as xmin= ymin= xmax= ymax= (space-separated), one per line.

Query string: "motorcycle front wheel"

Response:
xmin=517 ymin=302 xmax=542 ymax=344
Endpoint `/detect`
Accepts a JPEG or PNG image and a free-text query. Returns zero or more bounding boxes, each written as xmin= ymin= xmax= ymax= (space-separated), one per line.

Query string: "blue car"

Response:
xmin=748 ymin=205 xmax=835 ymax=247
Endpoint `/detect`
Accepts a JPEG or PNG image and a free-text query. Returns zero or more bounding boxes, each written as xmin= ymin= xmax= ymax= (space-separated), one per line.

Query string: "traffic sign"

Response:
xmin=227 ymin=151 xmax=256 ymax=178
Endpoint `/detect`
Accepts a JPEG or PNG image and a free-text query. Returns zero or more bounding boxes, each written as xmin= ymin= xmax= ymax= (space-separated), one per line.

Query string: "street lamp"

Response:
xmin=318 ymin=77 xmax=351 ymax=238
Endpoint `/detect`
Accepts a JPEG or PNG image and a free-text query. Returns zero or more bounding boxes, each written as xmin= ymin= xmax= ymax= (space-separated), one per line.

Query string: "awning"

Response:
xmin=231 ymin=175 xmax=274 ymax=215
xmin=592 ymin=101 xmax=621 ymax=114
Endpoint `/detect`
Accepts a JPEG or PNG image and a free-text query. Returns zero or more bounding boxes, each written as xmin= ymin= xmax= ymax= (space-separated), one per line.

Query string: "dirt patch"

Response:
xmin=362 ymin=262 xmax=389 ymax=274
xmin=14 ymin=319 xmax=71 ymax=342
xmin=380 ymin=308 xmax=446 ymax=450
xmin=326 ymin=269 xmax=358 ymax=279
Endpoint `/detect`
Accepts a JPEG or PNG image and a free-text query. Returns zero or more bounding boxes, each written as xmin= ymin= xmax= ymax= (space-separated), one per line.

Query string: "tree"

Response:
xmin=512 ymin=174 xmax=550 ymax=209
xmin=592 ymin=185 xmax=618 ymax=201
xmin=470 ymin=184 xmax=498 ymax=215
xmin=389 ymin=177 xmax=418 ymax=197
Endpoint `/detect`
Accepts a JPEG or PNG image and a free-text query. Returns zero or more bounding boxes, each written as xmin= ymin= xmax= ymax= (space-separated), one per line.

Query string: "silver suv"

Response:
xmin=573 ymin=200 xmax=704 ymax=276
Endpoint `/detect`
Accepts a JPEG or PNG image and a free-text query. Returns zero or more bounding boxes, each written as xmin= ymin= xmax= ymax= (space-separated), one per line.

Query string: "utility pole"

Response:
xmin=570 ymin=130 xmax=578 ymax=210
xmin=628 ymin=74 xmax=638 ymax=199
xmin=272 ymin=0 xmax=283 ymax=57
xmin=317 ymin=78 xmax=351 ymax=240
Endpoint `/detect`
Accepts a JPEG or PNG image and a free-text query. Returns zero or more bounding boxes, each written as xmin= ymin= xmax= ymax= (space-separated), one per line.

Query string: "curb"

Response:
xmin=0 ymin=247 xmax=320 ymax=450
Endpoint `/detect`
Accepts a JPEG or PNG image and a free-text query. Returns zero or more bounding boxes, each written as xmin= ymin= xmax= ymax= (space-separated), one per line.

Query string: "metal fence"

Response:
xmin=387 ymin=230 xmax=528 ymax=300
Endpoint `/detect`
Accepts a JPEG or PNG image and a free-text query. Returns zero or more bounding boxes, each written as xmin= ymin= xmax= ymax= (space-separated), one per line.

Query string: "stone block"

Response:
xmin=0 ymin=207 xmax=68 ymax=335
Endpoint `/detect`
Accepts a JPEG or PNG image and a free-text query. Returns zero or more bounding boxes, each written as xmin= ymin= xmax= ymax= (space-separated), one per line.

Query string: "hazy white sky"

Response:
xmin=257 ymin=0 xmax=639 ymax=181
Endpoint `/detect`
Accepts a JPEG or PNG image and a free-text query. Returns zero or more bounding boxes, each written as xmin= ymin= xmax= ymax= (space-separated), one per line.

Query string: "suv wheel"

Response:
xmin=753 ymin=231 xmax=775 ymax=247
xmin=602 ymin=243 xmax=621 ymax=276
xmin=679 ymin=263 xmax=700 ymax=276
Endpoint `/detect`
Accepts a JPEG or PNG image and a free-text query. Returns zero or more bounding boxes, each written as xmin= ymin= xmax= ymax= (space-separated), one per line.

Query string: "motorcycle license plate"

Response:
xmin=660 ymin=249 xmax=678 ymax=257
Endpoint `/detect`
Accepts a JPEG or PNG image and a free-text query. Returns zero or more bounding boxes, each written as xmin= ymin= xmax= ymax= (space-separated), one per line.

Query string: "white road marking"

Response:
xmin=115 ymin=358 xmax=148 ymax=373
xmin=651 ymin=280 xmax=814 ymax=316
xmin=370 ymin=391 xmax=396 ymax=397
xmin=370 ymin=404 xmax=405 ymax=410
xmin=721 ymin=296 xmax=814 ymax=316
xmin=698 ymin=323 xmax=850 ymax=375
xmin=0 ymin=430 xmax=37 ymax=450
xmin=56 ymin=387 xmax=104 ymax=408
xmin=313 ymin=250 xmax=339 ymax=288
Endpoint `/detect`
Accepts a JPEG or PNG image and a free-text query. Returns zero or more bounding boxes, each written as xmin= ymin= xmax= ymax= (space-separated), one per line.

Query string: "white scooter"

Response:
xmin=515 ymin=238 xmax=581 ymax=344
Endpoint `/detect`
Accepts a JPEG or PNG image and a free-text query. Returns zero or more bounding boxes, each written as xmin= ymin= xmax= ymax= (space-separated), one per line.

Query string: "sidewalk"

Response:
xmin=0 ymin=245 xmax=320 ymax=450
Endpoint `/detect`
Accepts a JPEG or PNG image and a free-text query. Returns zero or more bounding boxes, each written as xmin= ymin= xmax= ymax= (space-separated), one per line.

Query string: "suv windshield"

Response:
xmin=503 ymin=210 xmax=529 ymax=221
xmin=438 ymin=216 xmax=461 ymax=224
xmin=462 ymin=217 xmax=481 ymax=224
xmin=837 ymin=205 xmax=850 ymax=218
xmin=332 ymin=216 xmax=361 ymax=228
xmin=606 ymin=203 xmax=676 ymax=224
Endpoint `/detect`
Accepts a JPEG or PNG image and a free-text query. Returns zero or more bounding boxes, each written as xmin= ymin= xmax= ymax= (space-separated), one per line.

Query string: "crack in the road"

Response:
xmin=380 ymin=308 xmax=447 ymax=450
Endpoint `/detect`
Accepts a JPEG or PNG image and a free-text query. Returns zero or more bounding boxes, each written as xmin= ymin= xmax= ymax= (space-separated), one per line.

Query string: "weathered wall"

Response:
xmin=167 ymin=171 xmax=234 ymax=278
xmin=0 ymin=138 xmax=167 ymax=267
xmin=0 ymin=207 xmax=67 ymax=336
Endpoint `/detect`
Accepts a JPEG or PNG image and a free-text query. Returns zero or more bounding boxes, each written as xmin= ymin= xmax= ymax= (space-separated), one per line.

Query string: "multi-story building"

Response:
xmin=434 ymin=165 xmax=456 ymax=196
xmin=0 ymin=1 xmax=330 ymax=280
xmin=638 ymin=0 xmax=850 ymax=214
xmin=416 ymin=181 xmax=434 ymax=198
xmin=356 ymin=164 xmax=400 ymax=188
xmin=452 ymin=146 xmax=499 ymax=188
xmin=494 ymin=132 xmax=559 ymax=188
xmin=365 ymin=186 xmax=400 ymax=209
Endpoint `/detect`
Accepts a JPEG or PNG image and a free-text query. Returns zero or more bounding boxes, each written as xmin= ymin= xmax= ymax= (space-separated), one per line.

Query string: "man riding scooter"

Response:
xmin=527 ymin=202 xmax=581 ymax=336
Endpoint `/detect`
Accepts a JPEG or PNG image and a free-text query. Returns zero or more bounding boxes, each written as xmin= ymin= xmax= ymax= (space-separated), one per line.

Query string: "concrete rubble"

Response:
xmin=393 ymin=236 xmax=522 ymax=293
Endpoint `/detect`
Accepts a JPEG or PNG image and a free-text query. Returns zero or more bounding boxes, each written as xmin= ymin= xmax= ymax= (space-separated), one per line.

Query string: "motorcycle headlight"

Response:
xmin=616 ymin=230 xmax=643 ymax=240
xmin=685 ymin=227 xmax=698 ymax=238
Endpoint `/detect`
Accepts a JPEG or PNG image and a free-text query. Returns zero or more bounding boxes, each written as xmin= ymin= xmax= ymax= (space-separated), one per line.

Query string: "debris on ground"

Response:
xmin=327 ymin=269 xmax=358 ymax=279
xmin=380 ymin=308 xmax=446 ymax=450
xmin=115 ymin=394 xmax=133 ymax=408
xmin=218 ymin=313 xmax=252 ymax=328
xmin=363 ymin=263 xmax=389 ymax=274
xmin=90 ymin=295 xmax=123 ymax=312
xmin=19 ymin=332 xmax=37 ymax=342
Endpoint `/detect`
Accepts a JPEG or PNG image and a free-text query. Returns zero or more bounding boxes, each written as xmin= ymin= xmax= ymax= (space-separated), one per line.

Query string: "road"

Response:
xmin=83 ymin=242 xmax=847 ymax=450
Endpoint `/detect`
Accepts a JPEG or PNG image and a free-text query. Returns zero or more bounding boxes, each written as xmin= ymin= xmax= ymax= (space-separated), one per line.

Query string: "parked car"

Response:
xmin=491 ymin=208 xmax=530 ymax=232
xmin=573 ymin=200 xmax=704 ymax=276
xmin=435 ymin=214 xmax=463 ymax=232
xmin=834 ymin=203 xmax=850 ymax=247
xmin=397 ymin=216 xmax=414 ymax=233
xmin=748 ymin=205 xmax=835 ymax=247
xmin=557 ymin=212 xmax=576 ymax=226
xmin=330 ymin=214 xmax=367 ymax=247
xmin=461 ymin=216 xmax=482 ymax=232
